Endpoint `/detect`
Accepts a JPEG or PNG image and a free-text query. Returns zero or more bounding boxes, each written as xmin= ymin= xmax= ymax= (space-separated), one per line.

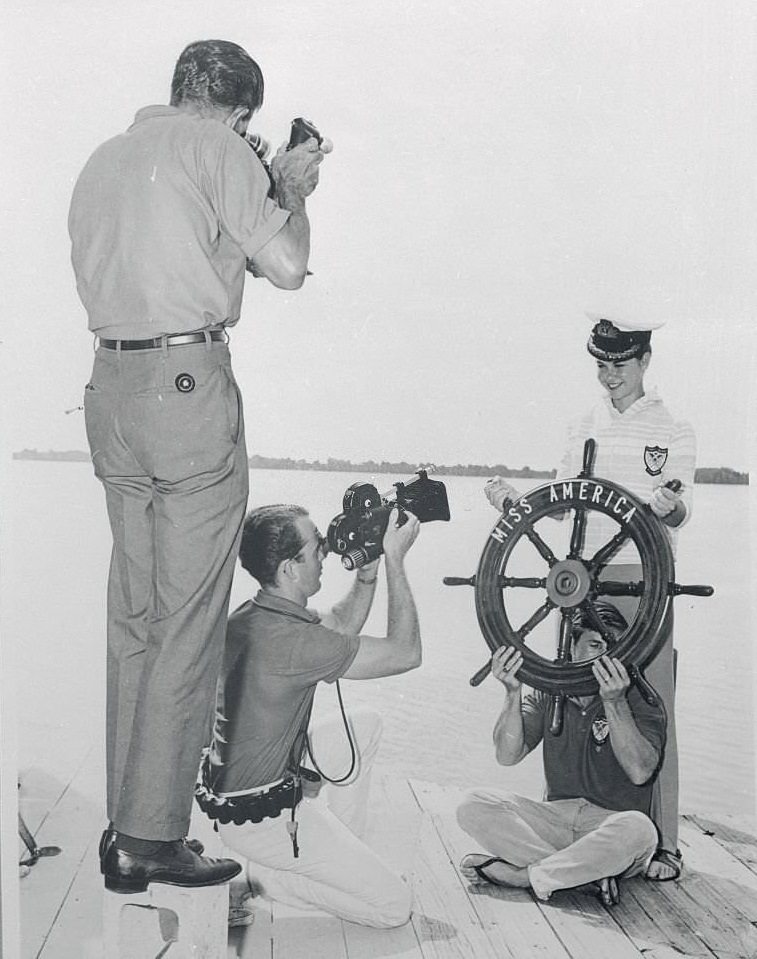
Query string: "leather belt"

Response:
xmin=99 ymin=330 xmax=227 ymax=351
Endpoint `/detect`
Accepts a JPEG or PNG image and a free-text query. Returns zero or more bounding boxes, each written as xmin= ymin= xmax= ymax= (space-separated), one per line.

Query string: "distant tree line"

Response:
xmin=246 ymin=455 xmax=749 ymax=484
xmin=246 ymin=454 xmax=556 ymax=479
xmin=12 ymin=449 xmax=750 ymax=484
xmin=14 ymin=449 xmax=90 ymax=462
xmin=693 ymin=467 xmax=749 ymax=485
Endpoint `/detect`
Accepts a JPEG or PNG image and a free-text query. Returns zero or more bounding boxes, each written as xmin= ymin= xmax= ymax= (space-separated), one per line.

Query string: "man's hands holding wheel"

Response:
xmin=592 ymin=656 xmax=630 ymax=704
xmin=490 ymin=645 xmax=524 ymax=693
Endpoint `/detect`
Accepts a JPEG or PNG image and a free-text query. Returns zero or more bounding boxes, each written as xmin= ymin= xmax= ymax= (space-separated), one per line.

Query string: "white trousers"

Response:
xmin=457 ymin=789 xmax=657 ymax=901
xmin=219 ymin=707 xmax=412 ymax=928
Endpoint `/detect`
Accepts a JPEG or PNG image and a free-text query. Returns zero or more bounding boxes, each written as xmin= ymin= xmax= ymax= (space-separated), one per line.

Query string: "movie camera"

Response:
xmin=327 ymin=470 xmax=451 ymax=570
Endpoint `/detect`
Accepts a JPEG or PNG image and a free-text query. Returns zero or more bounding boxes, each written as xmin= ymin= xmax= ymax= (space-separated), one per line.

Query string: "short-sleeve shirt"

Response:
xmin=68 ymin=105 xmax=290 ymax=340
xmin=209 ymin=592 xmax=360 ymax=793
xmin=557 ymin=391 xmax=696 ymax=561
xmin=521 ymin=688 xmax=666 ymax=814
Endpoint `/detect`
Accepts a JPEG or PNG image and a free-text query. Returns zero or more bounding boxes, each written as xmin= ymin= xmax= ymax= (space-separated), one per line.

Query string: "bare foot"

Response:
xmin=460 ymin=853 xmax=530 ymax=888
xmin=645 ymin=859 xmax=676 ymax=880
xmin=645 ymin=848 xmax=682 ymax=882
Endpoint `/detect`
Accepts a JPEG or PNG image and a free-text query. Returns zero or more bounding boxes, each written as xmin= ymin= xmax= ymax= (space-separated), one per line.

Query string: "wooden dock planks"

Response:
xmin=18 ymin=772 xmax=757 ymax=959
xmin=19 ymin=742 xmax=104 ymax=959
xmin=409 ymin=779 xmax=573 ymax=959
xmin=410 ymin=779 xmax=645 ymax=959
xmin=408 ymin=779 xmax=757 ymax=959
xmin=340 ymin=776 xmax=425 ymax=959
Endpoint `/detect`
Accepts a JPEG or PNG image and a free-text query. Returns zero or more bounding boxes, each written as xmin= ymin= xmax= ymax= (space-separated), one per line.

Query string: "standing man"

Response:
xmin=484 ymin=314 xmax=696 ymax=881
xmin=68 ymin=39 xmax=329 ymax=892
xmin=195 ymin=503 xmax=421 ymax=927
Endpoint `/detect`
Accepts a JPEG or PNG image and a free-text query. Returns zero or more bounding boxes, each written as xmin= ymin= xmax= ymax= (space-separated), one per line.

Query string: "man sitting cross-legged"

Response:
xmin=457 ymin=602 xmax=665 ymax=906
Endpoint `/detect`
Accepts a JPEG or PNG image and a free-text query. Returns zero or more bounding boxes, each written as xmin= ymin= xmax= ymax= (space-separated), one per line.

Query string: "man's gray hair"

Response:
xmin=170 ymin=40 xmax=264 ymax=114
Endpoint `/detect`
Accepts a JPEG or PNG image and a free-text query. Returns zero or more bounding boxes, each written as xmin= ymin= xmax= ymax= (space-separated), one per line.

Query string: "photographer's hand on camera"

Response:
xmin=341 ymin=507 xmax=421 ymax=680
xmin=247 ymin=137 xmax=331 ymax=289
xmin=382 ymin=508 xmax=421 ymax=565
xmin=271 ymin=137 xmax=330 ymax=213
xmin=355 ymin=558 xmax=380 ymax=586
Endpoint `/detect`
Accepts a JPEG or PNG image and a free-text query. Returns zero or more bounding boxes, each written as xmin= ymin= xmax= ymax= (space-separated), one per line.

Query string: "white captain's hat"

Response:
xmin=586 ymin=312 xmax=665 ymax=361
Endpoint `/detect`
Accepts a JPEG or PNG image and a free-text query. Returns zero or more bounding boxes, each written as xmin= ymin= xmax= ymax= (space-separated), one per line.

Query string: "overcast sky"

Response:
xmin=1 ymin=0 xmax=754 ymax=471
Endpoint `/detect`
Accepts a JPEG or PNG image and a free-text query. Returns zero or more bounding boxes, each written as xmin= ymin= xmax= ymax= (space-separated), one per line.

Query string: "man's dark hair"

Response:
xmin=239 ymin=505 xmax=309 ymax=586
xmin=572 ymin=601 xmax=629 ymax=644
xmin=170 ymin=40 xmax=264 ymax=114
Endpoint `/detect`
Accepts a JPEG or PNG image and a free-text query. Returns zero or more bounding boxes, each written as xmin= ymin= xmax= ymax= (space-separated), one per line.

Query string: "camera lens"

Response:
xmin=343 ymin=548 xmax=368 ymax=571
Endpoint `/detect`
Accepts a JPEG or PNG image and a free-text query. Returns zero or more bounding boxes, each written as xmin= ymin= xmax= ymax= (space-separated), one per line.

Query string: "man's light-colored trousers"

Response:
xmin=457 ymin=789 xmax=657 ymax=900
xmin=85 ymin=339 xmax=248 ymax=841
xmin=219 ymin=708 xmax=412 ymax=928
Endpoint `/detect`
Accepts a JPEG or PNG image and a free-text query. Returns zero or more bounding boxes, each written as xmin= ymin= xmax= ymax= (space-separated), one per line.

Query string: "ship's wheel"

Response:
xmin=444 ymin=439 xmax=713 ymax=733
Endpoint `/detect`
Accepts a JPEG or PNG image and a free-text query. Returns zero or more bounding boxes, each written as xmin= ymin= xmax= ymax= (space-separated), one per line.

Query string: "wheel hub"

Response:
xmin=545 ymin=559 xmax=591 ymax=607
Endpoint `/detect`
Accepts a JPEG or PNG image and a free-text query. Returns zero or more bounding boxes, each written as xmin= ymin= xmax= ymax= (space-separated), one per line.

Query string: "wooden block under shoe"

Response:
xmin=103 ymin=881 xmax=228 ymax=958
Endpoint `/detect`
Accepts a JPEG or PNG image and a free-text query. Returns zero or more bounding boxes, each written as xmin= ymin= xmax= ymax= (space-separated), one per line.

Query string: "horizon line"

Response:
xmin=11 ymin=449 xmax=750 ymax=483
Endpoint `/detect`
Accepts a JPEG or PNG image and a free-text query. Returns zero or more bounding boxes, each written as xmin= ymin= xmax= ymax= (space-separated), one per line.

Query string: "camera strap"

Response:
xmin=285 ymin=679 xmax=358 ymax=856
xmin=285 ymin=695 xmax=318 ymax=858
xmin=304 ymin=680 xmax=357 ymax=784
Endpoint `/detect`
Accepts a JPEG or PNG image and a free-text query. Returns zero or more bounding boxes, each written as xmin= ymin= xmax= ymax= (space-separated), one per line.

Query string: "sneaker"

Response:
xmin=228 ymin=892 xmax=255 ymax=928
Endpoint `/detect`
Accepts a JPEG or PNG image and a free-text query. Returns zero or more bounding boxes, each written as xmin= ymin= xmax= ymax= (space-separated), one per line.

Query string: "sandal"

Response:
xmin=596 ymin=876 xmax=620 ymax=906
xmin=645 ymin=847 xmax=682 ymax=882
xmin=460 ymin=854 xmax=514 ymax=886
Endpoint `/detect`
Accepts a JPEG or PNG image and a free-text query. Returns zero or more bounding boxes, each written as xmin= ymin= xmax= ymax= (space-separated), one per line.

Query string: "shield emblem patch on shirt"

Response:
xmin=644 ymin=445 xmax=668 ymax=476
xmin=591 ymin=718 xmax=610 ymax=744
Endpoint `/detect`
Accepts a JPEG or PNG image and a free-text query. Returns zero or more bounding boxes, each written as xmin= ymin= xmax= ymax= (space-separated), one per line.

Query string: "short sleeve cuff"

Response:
xmin=323 ymin=633 xmax=360 ymax=684
xmin=241 ymin=206 xmax=291 ymax=259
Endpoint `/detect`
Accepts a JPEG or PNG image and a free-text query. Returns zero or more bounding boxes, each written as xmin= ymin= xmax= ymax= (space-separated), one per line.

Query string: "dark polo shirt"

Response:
xmin=521 ymin=688 xmax=666 ymax=815
xmin=209 ymin=591 xmax=360 ymax=794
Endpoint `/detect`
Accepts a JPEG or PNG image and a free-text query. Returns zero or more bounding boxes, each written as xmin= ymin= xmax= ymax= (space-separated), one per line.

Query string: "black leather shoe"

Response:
xmin=98 ymin=828 xmax=205 ymax=874
xmin=102 ymin=839 xmax=240 ymax=894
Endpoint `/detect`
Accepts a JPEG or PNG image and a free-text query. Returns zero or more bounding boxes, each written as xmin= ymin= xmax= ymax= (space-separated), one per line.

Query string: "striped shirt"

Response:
xmin=557 ymin=390 xmax=696 ymax=561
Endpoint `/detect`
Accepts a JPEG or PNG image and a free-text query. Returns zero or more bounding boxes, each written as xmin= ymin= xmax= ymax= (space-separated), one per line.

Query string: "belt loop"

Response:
xmin=161 ymin=333 xmax=168 ymax=357
xmin=203 ymin=328 xmax=211 ymax=352
xmin=93 ymin=334 xmax=99 ymax=354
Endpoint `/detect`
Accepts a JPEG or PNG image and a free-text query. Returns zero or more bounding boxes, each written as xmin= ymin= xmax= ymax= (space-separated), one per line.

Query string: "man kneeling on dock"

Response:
xmin=196 ymin=503 xmax=421 ymax=927
xmin=457 ymin=602 xmax=665 ymax=906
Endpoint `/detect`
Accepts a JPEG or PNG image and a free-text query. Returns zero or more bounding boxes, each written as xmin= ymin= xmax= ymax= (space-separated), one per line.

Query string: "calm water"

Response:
xmin=5 ymin=462 xmax=754 ymax=818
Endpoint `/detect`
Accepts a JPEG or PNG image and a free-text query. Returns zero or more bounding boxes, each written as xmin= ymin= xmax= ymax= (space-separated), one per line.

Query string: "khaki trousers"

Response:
xmin=457 ymin=790 xmax=657 ymax=900
xmin=84 ymin=339 xmax=248 ymax=840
